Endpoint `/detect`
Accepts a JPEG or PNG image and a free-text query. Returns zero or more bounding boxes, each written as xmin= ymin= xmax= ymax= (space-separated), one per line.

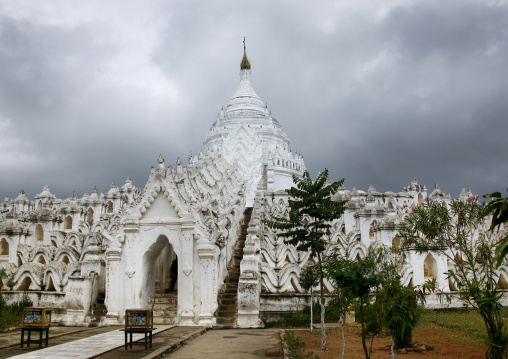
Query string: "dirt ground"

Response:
xmin=293 ymin=322 xmax=486 ymax=358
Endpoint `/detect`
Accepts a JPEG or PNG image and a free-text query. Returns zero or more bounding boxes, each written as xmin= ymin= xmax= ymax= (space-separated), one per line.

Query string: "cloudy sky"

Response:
xmin=1 ymin=0 xmax=507 ymax=201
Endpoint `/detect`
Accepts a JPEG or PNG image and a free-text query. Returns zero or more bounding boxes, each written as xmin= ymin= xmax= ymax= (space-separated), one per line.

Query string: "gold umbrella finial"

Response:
xmin=241 ymin=37 xmax=251 ymax=70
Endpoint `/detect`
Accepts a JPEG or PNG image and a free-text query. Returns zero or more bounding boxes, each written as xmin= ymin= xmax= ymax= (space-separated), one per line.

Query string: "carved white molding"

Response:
xmin=222 ymin=122 xmax=263 ymax=206
xmin=125 ymin=266 xmax=135 ymax=278
xmin=182 ymin=265 xmax=192 ymax=276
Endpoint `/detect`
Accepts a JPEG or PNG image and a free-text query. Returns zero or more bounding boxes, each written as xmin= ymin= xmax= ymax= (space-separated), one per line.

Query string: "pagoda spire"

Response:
xmin=240 ymin=37 xmax=251 ymax=70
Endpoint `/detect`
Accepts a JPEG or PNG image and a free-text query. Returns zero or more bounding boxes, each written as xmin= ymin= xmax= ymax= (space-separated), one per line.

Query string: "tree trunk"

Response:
xmin=320 ymin=296 xmax=326 ymax=351
xmin=318 ymin=253 xmax=326 ymax=351
xmin=310 ymin=291 xmax=313 ymax=333
xmin=360 ymin=297 xmax=370 ymax=359
xmin=391 ymin=335 xmax=395 ymax=359
xmin=341 ymin=313 xmax=346 ymax=359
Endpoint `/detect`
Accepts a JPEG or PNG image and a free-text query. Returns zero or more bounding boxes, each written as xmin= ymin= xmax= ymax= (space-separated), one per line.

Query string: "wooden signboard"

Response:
xmin=21 ymin=308 xmax=52 ymax=327
xmin=125 ymin=309 xmax=153 ymax=329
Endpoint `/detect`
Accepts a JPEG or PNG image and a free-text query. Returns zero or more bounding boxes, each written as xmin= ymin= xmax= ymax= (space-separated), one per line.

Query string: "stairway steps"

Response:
xmin=88 ymin=293 xmax=107 ymax=327
xmin=214 ymin=207 xmax=252 ymax=328
xmin=150 ymin=289 xmax=178 ymax=325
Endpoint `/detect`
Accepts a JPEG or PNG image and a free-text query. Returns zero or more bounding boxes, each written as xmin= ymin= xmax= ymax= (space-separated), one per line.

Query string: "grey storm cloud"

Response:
xmin=0 ymin=0 xmax=506 ymax=201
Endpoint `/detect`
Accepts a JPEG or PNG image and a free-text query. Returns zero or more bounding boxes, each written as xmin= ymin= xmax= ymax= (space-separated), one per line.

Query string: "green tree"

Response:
xmin=299 ymin=265 xmax=319 ymax=333
xmin=326 ymin=249 xmax=390 ymax=359
xmin=264 ymin=169 xmax=346 ymax=351
xmin=399 ymin=197 xmax=508 ymax=359
xmin=325 ymin=266 xmax=355 ymax=359
xmin=482 ymin=188 xmax=508 ymax=267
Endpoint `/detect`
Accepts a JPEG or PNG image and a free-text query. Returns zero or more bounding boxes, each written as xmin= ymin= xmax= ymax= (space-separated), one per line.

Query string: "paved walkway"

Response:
xmin=167 ymin=329 xmax=282 ymax=359
xmin=0 ymin=326 xmax=281 ymax=359
xmin=4 ymin=326 xmax=172 ymax=359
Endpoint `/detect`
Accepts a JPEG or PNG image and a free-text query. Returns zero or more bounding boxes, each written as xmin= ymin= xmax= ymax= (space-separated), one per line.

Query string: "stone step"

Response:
xmin=152 ymin=304 xmax=176 ymax=310
xmin=153 ymin=292 xmax=178 ymax=299
xmin=218 ymin=303 xmax=236 ymax=311
xmin=216 ymin=316 xmax=236 ymax=325
xmin=216 ymin=311 xmax=236 ymax=319
xmin=224 ymin=291 xmax=238 ymax=297
xmin=154 ymin=309 xmax=177 ymax=317
xmin=219 ymin=297 xmax=237 ymax=305
xmin=152 ymin=297 xmax=177 ymax=304
xmin=91 ymin=309 xmax=107 ymax=316
xmin=153 ymin=317 xmax=175 ymax=325
xmin=152 ymin=304 xmax=177 ymax=311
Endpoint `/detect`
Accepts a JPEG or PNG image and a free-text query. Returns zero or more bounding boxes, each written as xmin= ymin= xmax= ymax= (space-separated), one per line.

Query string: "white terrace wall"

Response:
xmin=247 ymin=181 xmax=508 ymax=320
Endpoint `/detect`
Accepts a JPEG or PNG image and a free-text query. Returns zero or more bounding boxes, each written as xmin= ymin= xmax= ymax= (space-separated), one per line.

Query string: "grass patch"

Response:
xmin=0 ymin=292 xmax=33 ymax=330
xmin=421 ymin=308 xmax=508 ymax=340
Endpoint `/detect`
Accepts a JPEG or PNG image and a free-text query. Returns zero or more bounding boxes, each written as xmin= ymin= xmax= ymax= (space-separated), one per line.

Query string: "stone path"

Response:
xmin=167 ymin=328 xmax=282 ymax=359
xmin=0 ymin=326 xmax=281 ymax=359
xmin=1 ymin=326 xmax=172 ymax=359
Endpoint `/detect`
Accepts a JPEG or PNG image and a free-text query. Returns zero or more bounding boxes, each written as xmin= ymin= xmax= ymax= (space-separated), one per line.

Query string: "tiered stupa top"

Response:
xmin=202 ymin=40 xmax=306 ymax=200
xmin=203 ymin=41 xmax=291 ymax=153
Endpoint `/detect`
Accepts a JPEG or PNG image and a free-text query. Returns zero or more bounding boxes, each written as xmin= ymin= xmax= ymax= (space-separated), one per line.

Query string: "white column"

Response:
xmin=104 ymin=247 xmax=122 ymax=324
xmin=237 ymin=235 xmax=263 ymax=328
xmin=197 ymin=241 xmax=217 ymax=326
xmin=178 ymin=223 xmax=195 ymax=325
xmin=237 ymin=210 xmax=263 ymax=328
xmin=123 ymin=222 xmax=139 ymax=309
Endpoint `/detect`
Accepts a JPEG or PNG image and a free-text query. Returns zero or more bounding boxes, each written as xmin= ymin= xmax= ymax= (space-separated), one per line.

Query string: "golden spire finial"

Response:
xmin=240 ymin=37 xmax=251 ymax=70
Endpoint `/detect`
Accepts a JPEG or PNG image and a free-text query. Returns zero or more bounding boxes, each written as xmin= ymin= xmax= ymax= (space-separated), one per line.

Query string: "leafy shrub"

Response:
xmin=373 ymin=278 xmax=424 ymax=348
xmin=281 ymin=330 xmax=319 ymax=359
xmin=0 ymin=292 xmax=33 ymax=329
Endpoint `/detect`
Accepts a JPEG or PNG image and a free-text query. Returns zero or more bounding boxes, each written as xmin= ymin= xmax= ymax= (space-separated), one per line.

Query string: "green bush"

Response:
xmin=264 ymin=300 xmax=340 ymax=328
xmin=281 ymin=330 xmax=319 ymax=359
xmin=0 ymin=291 xmax=6 ymax=314
xmin=372 ymin=278 xmax=424 ymax=349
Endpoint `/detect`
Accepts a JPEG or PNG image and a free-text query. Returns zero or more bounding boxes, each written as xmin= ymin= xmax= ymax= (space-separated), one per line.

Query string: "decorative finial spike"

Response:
xmin=240 ymin=37 xmax=251 ymax=70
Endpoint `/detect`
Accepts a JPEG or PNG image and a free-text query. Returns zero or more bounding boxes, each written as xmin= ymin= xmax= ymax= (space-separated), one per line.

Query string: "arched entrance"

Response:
xmin=424 ymin=253 xmax=438 ymax=281
xmin=141 ymin=235 xmax=178 ymax=309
